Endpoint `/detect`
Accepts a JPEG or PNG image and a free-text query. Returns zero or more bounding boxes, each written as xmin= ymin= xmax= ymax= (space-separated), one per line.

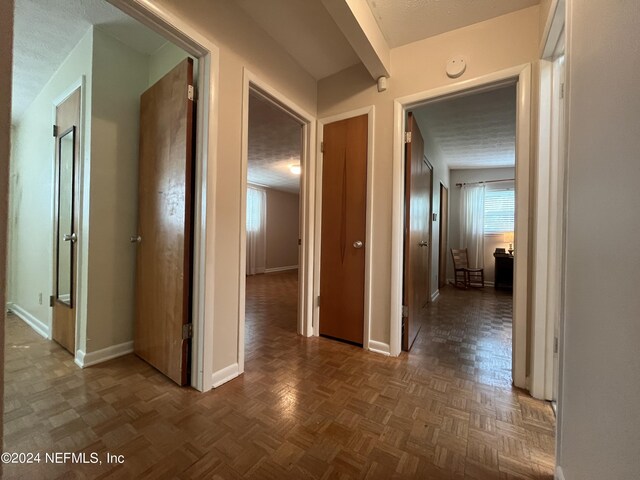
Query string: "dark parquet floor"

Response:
xmin=3 ymin=272 xmax=555 ymax=479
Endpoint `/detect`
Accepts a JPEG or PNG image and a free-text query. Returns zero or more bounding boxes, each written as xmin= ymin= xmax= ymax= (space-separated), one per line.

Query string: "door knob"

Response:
xmin=353 ymin=240 xmax=364 ymax=249
xmin=63 ymin=233 xmax=77 ymax=243
xmin=130 ymin=235 xmax=142 ymax=243
xmin=418 ymin=240 xmax=429 ymax=247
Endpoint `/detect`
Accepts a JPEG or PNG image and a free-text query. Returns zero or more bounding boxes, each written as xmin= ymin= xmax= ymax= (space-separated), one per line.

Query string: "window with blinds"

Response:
xmin=484 ymin=188 xmax=515 ymax=234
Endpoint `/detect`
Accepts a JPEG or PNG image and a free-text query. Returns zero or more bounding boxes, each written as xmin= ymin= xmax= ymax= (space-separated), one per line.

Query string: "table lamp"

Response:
xmin=504 ymin=232 xmax=514 ymax=255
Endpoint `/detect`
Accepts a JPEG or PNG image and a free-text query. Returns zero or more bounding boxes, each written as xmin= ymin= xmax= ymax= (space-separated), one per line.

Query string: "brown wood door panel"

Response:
xmin=439 ymin=183 xmax=449 ymax=289
xmin=52 ymin=88 xmax=81 ymax=355
xmin=135 ymin=58 xmax=194 ymax=386
xmin=319 ymin=114 xmax=368 ymax=345
xmin=403 ymin=113 xmax=432 ymax=351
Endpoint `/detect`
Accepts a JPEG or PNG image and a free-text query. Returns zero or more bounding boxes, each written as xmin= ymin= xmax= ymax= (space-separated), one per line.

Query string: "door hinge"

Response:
xmin=53 ymin=125 xmax=58 ymax=137
xmin=187 ymin=85 xmax=195 ymax=101
xmin=402 ymin=305 xmax=408 ymax=317
xmin=182 ymin=323 xmax=193 ymax=340
xmin=560 ymin=83 xmax=565 ymax=99
xmin=317 ymin=295 xmax=321 ymax=307
xmin=554 ymin=336 xmax=559 ymax=354
xmin=49 ymin=295 xmax=55 ymax=307
xmin=320 ymin=141 xmax=324 ymax=153
xmin=404 ymin=132 xmax=412 ymax=143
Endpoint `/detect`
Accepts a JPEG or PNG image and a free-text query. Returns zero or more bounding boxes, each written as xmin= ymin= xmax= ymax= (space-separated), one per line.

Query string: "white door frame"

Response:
xmin=238 ymin=69 xmax=317 ymax=374
xmin=108 ymin=0 xmax=220 ymax=392
xmin=390 ymin=64 xmax=532 ymax=389
xmin=531 ymin=0 xmax=567 ymax=400
xmin=315 ymin=107 xmax=377 ymax=353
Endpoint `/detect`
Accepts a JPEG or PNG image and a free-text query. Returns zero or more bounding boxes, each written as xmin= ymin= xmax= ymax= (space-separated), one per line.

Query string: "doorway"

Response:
xmin=238 ymin=73 xmax=316 ymax=377
xmin=242 ymin=87 xmax=303 ymax=368
xmin=391 ymin=65 xmax=532 ymax=389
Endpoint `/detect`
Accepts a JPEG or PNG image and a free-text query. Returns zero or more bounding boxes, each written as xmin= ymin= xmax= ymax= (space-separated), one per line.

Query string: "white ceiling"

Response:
xmin=366 ymin=0 xmax=540 ymax=47
xmin=12 ymin=0 xmax=167 ymax=122
xmin=235 ymin=0 xmax=360 ymax=80
xmin=248 ymin=91 xmax=302 ymax=194
xmin=413 ymin=85 xmax=516 ymax=169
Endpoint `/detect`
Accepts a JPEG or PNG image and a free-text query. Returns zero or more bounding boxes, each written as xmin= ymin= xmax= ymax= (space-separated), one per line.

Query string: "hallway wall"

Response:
xmin=318 ymin=7 xmax=539 ymax=348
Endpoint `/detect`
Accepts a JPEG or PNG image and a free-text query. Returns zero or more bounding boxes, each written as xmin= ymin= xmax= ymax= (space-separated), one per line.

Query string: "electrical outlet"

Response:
xmin=38 ymin=293 xmax=43 ymax=305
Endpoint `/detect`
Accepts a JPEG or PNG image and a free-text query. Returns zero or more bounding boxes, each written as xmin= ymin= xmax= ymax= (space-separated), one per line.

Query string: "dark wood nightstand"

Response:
xmin=494 ymin=252 xmax=514 ymax=291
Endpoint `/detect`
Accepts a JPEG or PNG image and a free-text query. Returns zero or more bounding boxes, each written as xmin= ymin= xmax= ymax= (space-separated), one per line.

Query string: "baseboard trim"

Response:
xmin=264 ymin=265 xmax=298 ymax=274
xmin=368 ymin=340 xmax=390 ymax=356
xmin=75 ymin=341 xmax=134 ymax=368
xmin=211 ymin=363 xmax=240 ymax=388
xmin=431 ymin=289 xmax=440 ymax=302
xmin=555 ymin=466 xmax=565 ymax=480
xmin=7 ymin=302 xmax=49 ymax=339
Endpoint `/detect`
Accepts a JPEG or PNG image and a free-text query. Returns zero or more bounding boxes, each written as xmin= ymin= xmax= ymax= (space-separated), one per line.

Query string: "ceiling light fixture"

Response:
xmin=289 ymin=164 xmax=302 ymax=175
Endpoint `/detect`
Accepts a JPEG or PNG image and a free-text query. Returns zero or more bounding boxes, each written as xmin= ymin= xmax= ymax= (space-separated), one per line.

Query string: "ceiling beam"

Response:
xmin=321 ymin=0 xmax=390 ymax=79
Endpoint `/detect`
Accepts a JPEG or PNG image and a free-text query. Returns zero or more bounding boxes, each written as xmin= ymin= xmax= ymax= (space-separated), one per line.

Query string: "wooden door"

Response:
xmin=402 ymin=113 xmax=432 ymax=351
xmin=319 ymin=114 xmax=368 ymax=345
xmin=52 ymin=88 xmax=81 ymax=355
xmin=439 ymin=183 xmax=449 ymax=288
xmin=134 ymin=58 xmax=194 ymax=386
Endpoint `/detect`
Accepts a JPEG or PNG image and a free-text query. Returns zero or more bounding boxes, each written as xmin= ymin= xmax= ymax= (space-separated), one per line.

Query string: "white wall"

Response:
xmin=8 ymin=28 xmax=93 ymax=333
xmin=557 ymin=1 xmax=640 ymax=478
xmin=265 ymin=188 xmax=299 ymax=271
xmin=84 ymin=29 xmax=149 ymax=353
xmin=151 ymin=0 xmax=317 ymax=375
xmin=318 ymin=7 xmax=539 ymax=345
xmin=448 ymin=168 xmax=515 ymax=284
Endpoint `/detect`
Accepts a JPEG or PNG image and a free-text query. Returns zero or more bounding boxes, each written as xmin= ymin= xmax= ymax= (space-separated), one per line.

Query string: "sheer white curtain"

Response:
xmin=460 ymin=184 xmax=486 ymax=268
xmin=246 ymin=186 xmax=266 ymax=275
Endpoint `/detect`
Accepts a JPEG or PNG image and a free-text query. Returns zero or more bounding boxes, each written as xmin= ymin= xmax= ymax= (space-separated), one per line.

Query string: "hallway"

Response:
xmin=4 ymin=277 xmax=554 ymax=479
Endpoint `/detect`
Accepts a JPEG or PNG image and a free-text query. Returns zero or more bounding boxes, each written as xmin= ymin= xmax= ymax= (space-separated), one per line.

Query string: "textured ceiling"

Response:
xmin=366 ymin=0 xmax=540 ymax=47
xmin=248 ymin=91 xmax=302 ymax=194
xmin=235 ymin=0 xmax=360 ymax=80
xmin=12 ymin=0 xmax=167 ymax=122
xmin=412 ymin=85 xmax=516 ymax=169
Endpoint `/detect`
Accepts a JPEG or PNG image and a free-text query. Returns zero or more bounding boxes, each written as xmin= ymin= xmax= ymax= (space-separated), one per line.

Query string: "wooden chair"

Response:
xmin=451 ymin=248 xmax=484 ymax=288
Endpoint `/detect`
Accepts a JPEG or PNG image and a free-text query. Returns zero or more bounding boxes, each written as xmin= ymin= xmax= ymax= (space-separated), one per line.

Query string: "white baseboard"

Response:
xmin=555 ymin=466 xmax=565 ymax=480
xmin=7 ymin=302 xmax=49 ymax=339
xmin=211 ymin=362 xmax=240 ymax=388
xmin=431 ymin=290 xmax=440 ymax=302
xmin=75 ymin=341 xmax=134 ymax=368
xmin=368 ymin=340 xmax=390 ymax=356
xmin=264 ymin=265 xmax=298 ymax=274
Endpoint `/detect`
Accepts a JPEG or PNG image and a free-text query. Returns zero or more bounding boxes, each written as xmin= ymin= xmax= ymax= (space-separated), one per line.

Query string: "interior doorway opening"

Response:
xmin=243 ymin=87 xmax=303 ymax=368
xmin=401 ymin=84 xmax=518 ymax=372
xmin=391 ymin=65 xmax=532 ymax=390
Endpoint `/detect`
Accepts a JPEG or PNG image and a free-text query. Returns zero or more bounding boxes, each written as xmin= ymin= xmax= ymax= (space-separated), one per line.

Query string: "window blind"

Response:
xmin=484 ymin=188 xmax=514 ymax=234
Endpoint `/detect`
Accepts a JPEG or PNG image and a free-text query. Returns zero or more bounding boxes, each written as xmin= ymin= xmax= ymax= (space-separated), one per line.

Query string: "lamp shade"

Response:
xmin=503 ymin=232 xmax=514 ymax=243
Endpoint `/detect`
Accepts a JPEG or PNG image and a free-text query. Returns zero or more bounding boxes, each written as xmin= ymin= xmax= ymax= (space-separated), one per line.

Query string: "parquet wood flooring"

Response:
xmin=4 ymin=273 xmax=555 ymax=479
